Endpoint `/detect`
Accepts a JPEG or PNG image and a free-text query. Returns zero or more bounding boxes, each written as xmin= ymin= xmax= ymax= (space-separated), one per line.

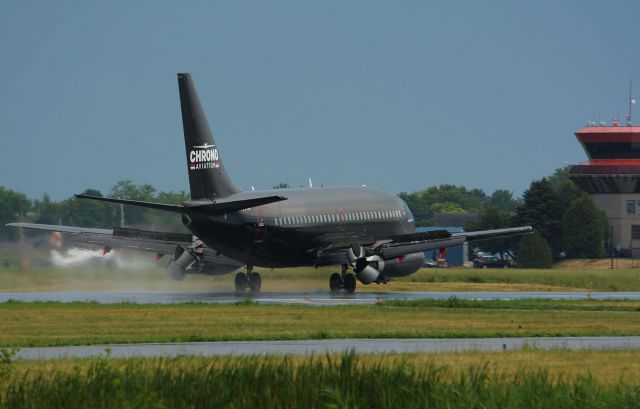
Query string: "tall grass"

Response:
xmin=1 ymin=353 xmax=638 ymax=408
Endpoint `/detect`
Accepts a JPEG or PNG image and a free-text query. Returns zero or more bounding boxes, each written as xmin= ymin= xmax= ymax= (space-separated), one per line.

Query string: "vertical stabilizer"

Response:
xmin=177 ymin=73 xmax=240 ymax=199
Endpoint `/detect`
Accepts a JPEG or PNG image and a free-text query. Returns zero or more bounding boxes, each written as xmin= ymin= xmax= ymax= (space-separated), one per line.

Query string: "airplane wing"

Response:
xmin=314 ymin=226 xmax=533 ymax=263
xmin=376 ymin=226 xmax=533 ymax=259
xmin=8 ymin=222 xmax=191 ymax=255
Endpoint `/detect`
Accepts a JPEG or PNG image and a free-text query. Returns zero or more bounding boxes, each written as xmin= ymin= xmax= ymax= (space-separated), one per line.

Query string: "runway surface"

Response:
xmin=15 ymin=336 xmax=640 ymax=360
xmin=1 ymin=290 xmax=640 ymax=305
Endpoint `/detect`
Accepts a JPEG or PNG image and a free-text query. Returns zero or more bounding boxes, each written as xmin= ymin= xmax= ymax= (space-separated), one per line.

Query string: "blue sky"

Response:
xmin=1 ymin=0 xmax=639 ymax=200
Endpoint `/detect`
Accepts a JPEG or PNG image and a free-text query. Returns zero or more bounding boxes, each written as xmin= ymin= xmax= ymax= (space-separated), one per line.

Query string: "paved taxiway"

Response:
xmin=2 ymin=291 xmax=640 ymax=305
xmin=15 ymin=337 xmax=640 ymax=360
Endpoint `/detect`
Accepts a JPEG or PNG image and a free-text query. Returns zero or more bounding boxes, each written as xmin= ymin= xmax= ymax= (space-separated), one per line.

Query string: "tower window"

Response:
xmin=628 ymin=200 xmax=636 ymax=214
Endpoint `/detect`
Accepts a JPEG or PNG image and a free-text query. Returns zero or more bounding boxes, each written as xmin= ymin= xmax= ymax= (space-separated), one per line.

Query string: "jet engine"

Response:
xmin=167 ymin=245 xmax=199 ymax=281
xmin=347 ymin=246 xmax=385 ymax=284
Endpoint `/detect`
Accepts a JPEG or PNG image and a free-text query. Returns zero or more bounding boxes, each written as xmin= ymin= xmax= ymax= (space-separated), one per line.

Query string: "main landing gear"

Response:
xmin=329 ymin=264 xmax=356 ymax=294
xmin=235 ymin=265 xmax=261 ymax=294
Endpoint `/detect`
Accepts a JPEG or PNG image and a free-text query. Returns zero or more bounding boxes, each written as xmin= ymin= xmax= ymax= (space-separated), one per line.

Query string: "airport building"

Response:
xmin=569 ymin=124 xmax=640 ymax=252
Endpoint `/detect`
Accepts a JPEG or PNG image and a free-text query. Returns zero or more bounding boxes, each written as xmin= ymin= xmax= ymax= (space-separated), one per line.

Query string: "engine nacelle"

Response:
xmin=354 ymin=255 xmax=385 ymax=284
xmin=167 ymin=246 xmax=198 ymax=281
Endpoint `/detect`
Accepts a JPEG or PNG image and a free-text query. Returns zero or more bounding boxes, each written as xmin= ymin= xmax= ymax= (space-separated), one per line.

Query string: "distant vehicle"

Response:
xmin=473 ymin=255 xmax=509 ymax=268
xmin=423 ymin=259 xmax=443 ymax=268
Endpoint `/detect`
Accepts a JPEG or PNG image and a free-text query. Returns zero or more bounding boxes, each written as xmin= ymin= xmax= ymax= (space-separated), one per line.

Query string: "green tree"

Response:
xmin=488 ymin=189 xmax=519 ymax=212
xmin=515 ymin=178 xmax=564 ymax=257
xmin=33 ymin=193 xmax=61 ymax=225
xmin=400 ymin=185 xmax=488 ymax=226
xmin=562 ymin=193 xmax=607 ymax=258
xmin=272 ymin=182 xmax=290 ymax=189
xmin=60 ymin=189 xmax=115 ymax=228
xmin=517 ymin=231 xmax=553 ymax=268
xmin=431 ymin=202 xmax=466 ymax=214
xmin=109 ymin=180 xmax=157 ymax=225
xmin=0 ymin=186 xmax=31 ymax=241
xmin=547 ymin=166 xmax=571 ymax=192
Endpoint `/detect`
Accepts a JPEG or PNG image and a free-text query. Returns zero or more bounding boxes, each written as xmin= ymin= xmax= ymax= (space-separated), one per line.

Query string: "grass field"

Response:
xmin=3 ymin=262 xmax=640 ymax=292
xmin=1 ymin=299 xmax=639 ymax=347
xmin=2 ymin=351 xmax=640 ymax=408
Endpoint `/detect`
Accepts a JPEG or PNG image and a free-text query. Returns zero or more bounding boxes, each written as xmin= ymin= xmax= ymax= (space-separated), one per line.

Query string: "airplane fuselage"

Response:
xmin=183 ymin=186 xmax=425 ymax=276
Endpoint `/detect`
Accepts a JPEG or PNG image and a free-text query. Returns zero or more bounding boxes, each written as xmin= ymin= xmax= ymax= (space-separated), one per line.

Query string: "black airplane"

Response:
xmin=10 ymin=73 xmax=532 ymax=293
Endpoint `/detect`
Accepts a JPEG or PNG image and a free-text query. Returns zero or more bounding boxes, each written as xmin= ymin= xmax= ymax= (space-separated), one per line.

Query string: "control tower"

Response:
xmin=569 ymin=124 xmax=640 ymax=250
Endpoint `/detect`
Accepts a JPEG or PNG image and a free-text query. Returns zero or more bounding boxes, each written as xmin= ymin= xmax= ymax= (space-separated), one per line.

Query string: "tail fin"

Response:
xmin=177 ymin=73 xmax=241 ymax=199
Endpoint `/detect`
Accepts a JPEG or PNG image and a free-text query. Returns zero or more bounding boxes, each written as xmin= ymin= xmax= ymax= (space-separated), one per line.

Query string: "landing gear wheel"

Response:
xmin=343 ymin=273 xmax=356 ymax=294
xmin=234 ymin=272 xmax=248 ymax=293
xmin=249 ymin=272 xmax=262 ymax=293
xmin=329 ymin=273 xmax=343 ymax=293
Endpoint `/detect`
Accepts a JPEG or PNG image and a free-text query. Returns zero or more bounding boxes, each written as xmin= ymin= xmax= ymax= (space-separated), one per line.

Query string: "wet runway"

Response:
xmin=15 ymin=336 xmax=640 ymax=360
xmin=1 ymin=290 xmax=640 ymax=305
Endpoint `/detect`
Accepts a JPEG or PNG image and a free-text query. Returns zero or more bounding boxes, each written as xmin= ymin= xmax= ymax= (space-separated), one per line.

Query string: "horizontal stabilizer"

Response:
xmin=75 ymin=194 xmax=184 ymax=213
